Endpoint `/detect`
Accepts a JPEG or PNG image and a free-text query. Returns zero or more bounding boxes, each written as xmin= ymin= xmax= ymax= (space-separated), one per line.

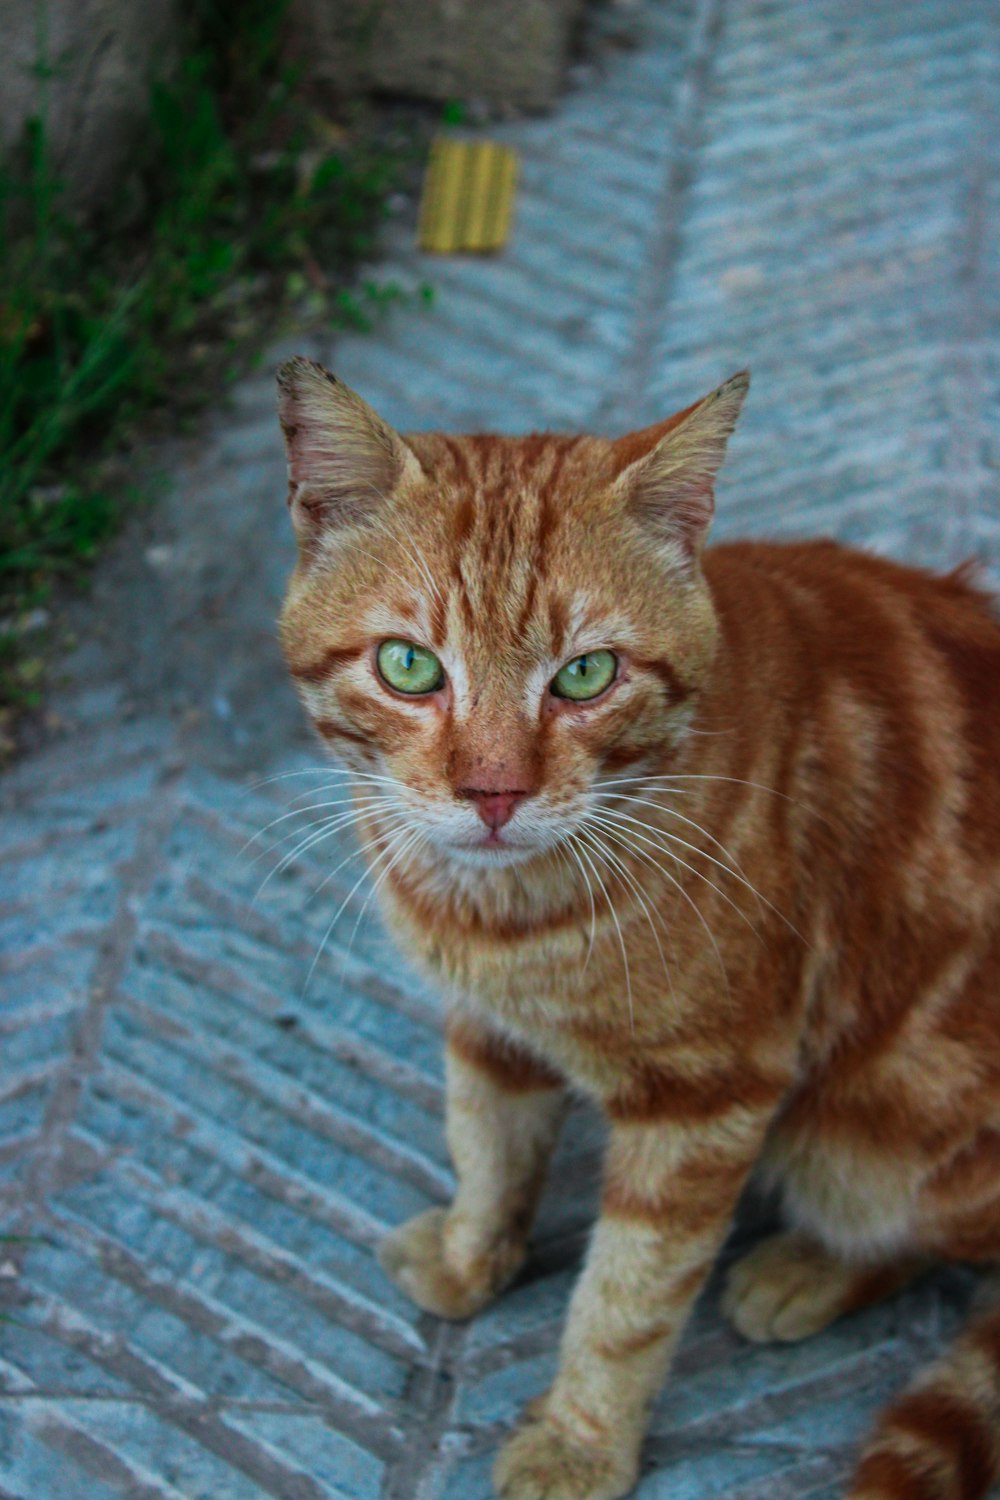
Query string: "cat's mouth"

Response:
xmin=446 ymin=832 xmax=539 ymax=867
xmin=449 ymin=825 xmax=526 ymax=849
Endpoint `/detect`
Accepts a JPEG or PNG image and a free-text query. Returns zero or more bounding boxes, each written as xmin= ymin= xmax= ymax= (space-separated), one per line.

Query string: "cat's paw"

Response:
xmin=494 ymin=1416 xmax=637 ymax=1500
xmin=722 ymin=1232 xmax=852 ymax=1343
xmin=377 ymin=1208 xmax=523 ymax=1320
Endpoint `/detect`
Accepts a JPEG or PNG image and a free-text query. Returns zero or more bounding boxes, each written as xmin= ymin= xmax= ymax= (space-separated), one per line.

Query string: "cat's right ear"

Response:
xmin=276 ymin=357 xmax=424 ymax=543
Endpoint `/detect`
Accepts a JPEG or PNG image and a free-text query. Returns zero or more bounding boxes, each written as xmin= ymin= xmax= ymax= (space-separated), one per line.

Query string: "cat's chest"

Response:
xmin=408 ymin=908 xmax=594 ymax=1021
xmin=383 ymin=886 xmax=666 ymax=1094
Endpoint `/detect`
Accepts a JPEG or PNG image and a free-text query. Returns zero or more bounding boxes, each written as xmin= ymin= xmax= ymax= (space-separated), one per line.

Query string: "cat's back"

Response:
xmin=704 ymin=538 xmax=1000 ymax=721
xmin=702 ymin=538 xmax=1000 ymax=872
xmin=704 ymin=536 xmax=1000 ymax=650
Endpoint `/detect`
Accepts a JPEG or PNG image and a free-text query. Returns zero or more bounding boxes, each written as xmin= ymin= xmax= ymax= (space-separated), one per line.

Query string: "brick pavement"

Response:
xmin=2 ymin=0 xmax=999 ymax=1495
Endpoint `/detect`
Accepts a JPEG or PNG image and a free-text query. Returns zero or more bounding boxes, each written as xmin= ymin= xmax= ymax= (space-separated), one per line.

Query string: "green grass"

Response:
xmin=0 ymin=1233 xmax=45 ymax=1323
xmin=0 ymin=0 xmax=430 ymax=733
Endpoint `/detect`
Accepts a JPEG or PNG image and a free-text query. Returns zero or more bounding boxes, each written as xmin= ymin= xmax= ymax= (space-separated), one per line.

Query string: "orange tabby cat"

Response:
xmin=277 ymin=355 xmax=1000 ymax=1500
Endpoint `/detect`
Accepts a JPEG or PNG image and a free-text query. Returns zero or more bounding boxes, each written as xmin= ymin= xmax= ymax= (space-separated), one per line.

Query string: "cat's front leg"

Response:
xmin=495 ymin=1069 xmax=784 ymax=1499
xmin=379 ymin=1015 xmax=567 ymax=1320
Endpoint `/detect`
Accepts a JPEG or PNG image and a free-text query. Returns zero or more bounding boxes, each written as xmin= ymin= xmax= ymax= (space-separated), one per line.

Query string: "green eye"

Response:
xmin=377 ymin=639 xmax=444 ymax=695
xmin=551 ymin=650 xmax=617 ymax=702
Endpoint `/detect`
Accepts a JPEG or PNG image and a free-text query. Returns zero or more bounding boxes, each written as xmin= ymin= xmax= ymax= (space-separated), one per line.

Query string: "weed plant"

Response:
xmin=0 ymin=0 xmax=427 ymax=727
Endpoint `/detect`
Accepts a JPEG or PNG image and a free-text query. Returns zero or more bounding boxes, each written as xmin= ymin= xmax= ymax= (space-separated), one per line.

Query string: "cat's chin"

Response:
xmin=443 ymin=841 xmax=541 ymax=870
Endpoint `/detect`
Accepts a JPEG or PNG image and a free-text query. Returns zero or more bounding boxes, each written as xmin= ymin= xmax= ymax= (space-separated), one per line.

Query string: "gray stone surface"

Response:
xmin=2 ymin=0 xmax=1000 ymax=1496
xmin=0 ymin=0 xmax=181 ymax=218
xmin=287 ymin=0 xmax=586 ymax=115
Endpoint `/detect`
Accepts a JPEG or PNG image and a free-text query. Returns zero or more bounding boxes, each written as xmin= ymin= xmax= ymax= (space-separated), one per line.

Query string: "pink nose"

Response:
xmin=460 ymin=790 xmax=528 ymax=831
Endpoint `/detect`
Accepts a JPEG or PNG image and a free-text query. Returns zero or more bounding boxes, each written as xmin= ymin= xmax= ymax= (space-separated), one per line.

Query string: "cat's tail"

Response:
xmin=848 ymin=1287 xmax=1000 ymax=1500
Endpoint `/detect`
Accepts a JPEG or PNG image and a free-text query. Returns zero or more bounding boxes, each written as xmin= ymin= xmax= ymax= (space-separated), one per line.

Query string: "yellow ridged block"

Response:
xmin=418 ymin=138 xmax=519 ymax=254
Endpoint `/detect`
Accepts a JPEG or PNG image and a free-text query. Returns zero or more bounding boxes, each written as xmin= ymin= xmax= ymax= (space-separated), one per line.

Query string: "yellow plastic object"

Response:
xmin=418 ymin=138 xmax=519 ymax=254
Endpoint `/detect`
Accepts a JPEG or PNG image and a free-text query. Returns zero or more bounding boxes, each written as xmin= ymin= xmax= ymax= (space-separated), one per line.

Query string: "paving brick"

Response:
xmin=3 ymin=0 xmax=1000 ymax=1495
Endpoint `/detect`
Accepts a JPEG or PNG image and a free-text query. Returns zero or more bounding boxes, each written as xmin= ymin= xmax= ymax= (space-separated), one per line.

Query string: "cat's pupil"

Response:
xmin=579 ymin=655 xmax=589 ymax=676
xmin=404 ymin=646 xmax=414 ymax=671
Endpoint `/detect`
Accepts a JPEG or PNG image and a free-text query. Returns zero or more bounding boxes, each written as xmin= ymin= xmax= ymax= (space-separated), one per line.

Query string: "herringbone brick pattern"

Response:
xmin=2 ymin=1 xmax=998 ymax=1496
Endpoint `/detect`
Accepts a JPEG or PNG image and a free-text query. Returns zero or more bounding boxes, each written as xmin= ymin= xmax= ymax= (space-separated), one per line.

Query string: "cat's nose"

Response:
xmin=459 ymin=789 xmax=529 ymax=831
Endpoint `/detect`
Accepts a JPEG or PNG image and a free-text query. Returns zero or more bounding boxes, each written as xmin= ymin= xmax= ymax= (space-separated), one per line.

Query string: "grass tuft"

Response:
xmin=0 ymin=0 xmax=430 ymax=735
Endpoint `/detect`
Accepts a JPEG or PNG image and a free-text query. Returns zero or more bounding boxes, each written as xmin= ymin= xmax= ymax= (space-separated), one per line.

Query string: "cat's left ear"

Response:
xmin=276 ymin=356 xmax=424 ymax=543
xmin=612 ymin=371 xmax=749 ymax=564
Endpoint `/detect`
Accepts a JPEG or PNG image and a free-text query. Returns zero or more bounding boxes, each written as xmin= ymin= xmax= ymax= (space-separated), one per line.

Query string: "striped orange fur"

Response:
xmin=277 ymin=356 xmax=1000 ymax=1500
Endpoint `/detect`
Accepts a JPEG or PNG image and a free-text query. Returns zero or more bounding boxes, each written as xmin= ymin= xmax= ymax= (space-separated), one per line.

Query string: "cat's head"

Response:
xmin=277 ymin=359 xmax=747 ymax=871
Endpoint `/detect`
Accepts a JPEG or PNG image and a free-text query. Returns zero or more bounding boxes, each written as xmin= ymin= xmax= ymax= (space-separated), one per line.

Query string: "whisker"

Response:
xmin=558 ymin=837 xmax=598 ymax=970
xmin=596 ymin=790 xmax=744 ymax=872
xmin=286 ymin=773 xmax=402 ymax=797
xmin=586 ymin=808 xmax=763 ymax=943
xmin=594 ymin=773 xmax=827 ymax=893
xmin=308 ymin=772 xmax=402 ymax=792
xmin=579 ymin=825 xmax=674 ymax=1006
xmin=594 ymin=804 xmax=792 ymax=934
xmin=241 ymin=791 xmax=397 ymax=858
xmin=249 ymin=809 xmax=361 ymax=871
xmin=249 ymin=790 xmax=397 ymax=863
xmin=246 ymin=766 xmax=336 ymax=790
xmin=248 ymin=801 xmax=402 ymax=881
xmin=573 ymin=829 xmax=634 ymax=1032
xmin=248 ymin=766 xmax=394 ymax=787
xmin=280 ymin=785 xmax=384 ymax=815
xmin=594 ymin=772 xmax=797 ymax=805
xmin=246 ymin=768 xmax=404 ymax=811
xmin=581 ymin=812 xmax=732 ymax=997
xmin=303 ymin=812 xmax=410 ymax=912
xmin=341 ymin=826 xmax=427 ymax=975
xmin=253 ymin=816 xmax=357 ymax=900
xmin=252 ymin=807 xmax=386 ymax=901
xmin=596 ymin=789 xmax=783 ymax=930
xmin=302 ymin=816 xmax=411 ymax=996
xmin=591 ymin=775 xmax=695 ymax=797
